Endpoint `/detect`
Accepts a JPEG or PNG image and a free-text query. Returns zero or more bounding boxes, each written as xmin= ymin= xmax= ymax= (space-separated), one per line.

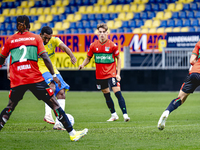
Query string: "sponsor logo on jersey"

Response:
xmin=105 ymin=47 xmax=110 ymax=52
xmin=17 ymin=64 xmax=31 ymax=71
xmin=11 ymin=37 xmax=35 ymax=43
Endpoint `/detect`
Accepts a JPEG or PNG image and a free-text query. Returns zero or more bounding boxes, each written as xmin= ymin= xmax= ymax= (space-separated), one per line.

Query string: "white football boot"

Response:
xmin=123 ymin=114 xmax=130 ymax=122
xmin=157 ymin=110 xmax=170 ymax=130
xmin=107 ymin=114 xmax=119 ymax=121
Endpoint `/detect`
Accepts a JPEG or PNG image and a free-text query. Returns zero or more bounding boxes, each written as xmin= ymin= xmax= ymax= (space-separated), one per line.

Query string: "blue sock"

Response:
xmin=166 ymin=98 xmax=182 ymax=113
xmin=54 ymin=107 xmax=73 ymax=132
xmin=115 ymin=91 xmax=127 ymax=114
xmin=104 ymin=93 xmax=115 ymax=113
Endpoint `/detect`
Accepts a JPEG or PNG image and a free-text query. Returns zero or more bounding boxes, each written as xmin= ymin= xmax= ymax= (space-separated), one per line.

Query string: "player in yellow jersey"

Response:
xmin=38 ymin=26 xmax=77 ymax=130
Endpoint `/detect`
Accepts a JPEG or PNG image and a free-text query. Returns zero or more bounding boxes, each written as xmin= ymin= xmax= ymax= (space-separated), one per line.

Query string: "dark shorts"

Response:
xmin=9 ymin=80 xmax=54 ymax=103
xmin=96 ymin=77 xmax=120 ymax=90
xmin=181 ymin=73 xmax=200 ymax=93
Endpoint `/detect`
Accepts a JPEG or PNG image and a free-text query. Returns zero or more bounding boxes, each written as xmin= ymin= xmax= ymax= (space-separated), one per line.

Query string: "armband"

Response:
xmin=52 ymin=74 xmax=56 ymax=77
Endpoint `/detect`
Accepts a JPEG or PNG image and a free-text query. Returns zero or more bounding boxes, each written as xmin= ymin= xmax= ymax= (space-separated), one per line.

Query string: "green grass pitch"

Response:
xmin=0 ymin=91 xmax=200 ymax=150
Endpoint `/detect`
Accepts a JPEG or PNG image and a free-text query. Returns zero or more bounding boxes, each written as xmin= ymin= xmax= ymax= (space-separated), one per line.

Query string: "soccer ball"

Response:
xmin=66 ymin=113 xmax=74 ymax=126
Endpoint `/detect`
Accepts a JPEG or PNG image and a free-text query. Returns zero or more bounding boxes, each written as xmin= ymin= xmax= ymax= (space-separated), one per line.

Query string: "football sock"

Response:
xmin=55 ymin=99 xmax=65 ymax=125
xmin=69 ymin=129 xmax=76 ymax=136
xmin=45 ymin=103 xmax=52 ymax=116
xmin=115 ymin=91 xmax=127 ymax=114
xmin=0 ymin=108 xmax=13 ymax=131
xmin=54 ymin=107 xmax=73 ymax=132
xmin=166 ymin=98 xmax=182 ymax=113
xmin=104 ymin=93 xmax=116 ymax=113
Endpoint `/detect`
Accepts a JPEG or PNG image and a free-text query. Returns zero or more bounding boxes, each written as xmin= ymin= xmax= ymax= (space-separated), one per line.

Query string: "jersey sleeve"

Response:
xmin=0 ymin=40 xmax=10 ymax=58
xmin=112 ymin=42 xmax=119 ymax=57
xmin=87 ymin=43 xmax=94 ymax=58
xmin=192 ymin=41 xmax=200 ymax=56
xmin=36 ymin=35 xmax=46 ymax=55
xmin=54 ymin=37 xmax=63 ymax=47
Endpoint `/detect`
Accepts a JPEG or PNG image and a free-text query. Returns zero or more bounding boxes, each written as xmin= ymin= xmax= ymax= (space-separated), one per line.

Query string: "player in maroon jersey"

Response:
xmin=0 ymin=15 xmax=88 ymax=141
xmin=79 ymin=23 xmax=130 ymax=122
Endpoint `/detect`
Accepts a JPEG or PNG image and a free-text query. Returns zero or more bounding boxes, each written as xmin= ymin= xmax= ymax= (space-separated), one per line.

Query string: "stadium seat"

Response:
xmin=171 ymin=12 xmax=179 ymax=19
xmin=19 ymin=1 xmax=28 ymax=8
xmin=52 ymin=29 xmax=58 ymax=35
xmin=190 ymin=18 xmax=199 ymax=26
xmin=137 ymin=4 xmax=145 ymax=12
xmin=108 ymin=5 xmax=115 ymax=13
xmin=136 ymin=20 xmax=144 ymax=27
xmin=23 ymin=8 xmax=30 ymax=15
xmin=30 ymin=23 xmax=41 ymax=31
xmin=122 ymin=4 xmax=130 ymax=12
xmin=140 ymin=12 xmax=148 ymax=19
xmin=53 ymin=0 xmax=62 ymax=7
xmin=104 ymin=0 xmax=112 ymax=5
xmin=95 ymin=14 xmax=103 ymax=20
xmin=124 ymin=28 xmax=133 ymax=33
xmin=165 ymin=3 xmax=175 ymax=12
xmin=103 ymin=13 xmax=110 ymax=20
xmin=194 ymin=11 xmax=200 ymax=18
xmin=27 ymin=1 xmax=35 ymax=8
xmin=159 ymin=3 xmax=167 ymax=11
xmin=121 ymin=21 xmax=129 ymax=28
xmin=157 ymin=27 xmax=165 ymax=33
xmin=115 ymin=5 xmax=123 ymax=13
xmin=43 ymin=7 xmax=50 ymax=15
xmin=30 ymin=8 xmax=37 ymax=15
xmin=69 ymin=22 xmax=76 ymax=29
xmin=45 ymin=15 xmax=53 ymax=23
xmin=62 ymin=22 xmax=70 ymax=30
xmin=2 ymin=9 xmax=9 ymax=16
xmin=74 ymin=14 xmax=82 ymax=22
xmin=37 ymin=8 xmax=44 ymax=15
xmin=118 ymin=28 xmax=124 ymax=33
xmin=179 ymin=11 xmax=186 ymax=19
xmin=174 ymin=3 xmax=183 ymax=12
xmin=148 ymin=12 xmax=155 ymax=19
xmin=133 ymin=13 xmax=140 ymax=19
xmin=181 ymin=27 xmax=189 ymax=32
xmin=47 ymin=22 xmax=55 ymax=28
xmin=128 ymin=20 xmax=136 ymax=28
xmin=115 ymin=12 xmax=126 ymax=21
xmin=152 ymin=20 xmax=161 ymax=28
xmin=86 ymin=28 xmax=94 ymax=34
xmin=175 ymin=19 xmax=183 ymax=27
xmin=142 ymin=20 xmax=152 ymax=28
xmin=152 ymin=4 xmax=159 ymax=11
xmin=186 ymin=11 xmax=194 ymax=18
xmin=190 ymin=3 xmax=197 ymax=10
xmin=182 ymin=19 xmax=191 ymax=26
xmin=113 ymin=20 xmax=122 ymax=29
xmin=88 ymin=14 xmax=95 ymax=20
xmin=81 ymin=14 xmax=88 ymax=21
xmin=163 ymin=11 xmax=172 ymax=20
xmin=76 ymin=6 xmax=86 ymax=14
xmin=0 ymin=23 xmax=5 ymax=31
xmin=76 ymin=21 xmax=83 ymax=29
xmin=86 ymin=6 xmax=93 ymax=14
xmin=30 ymin=16 xmax=38 ymax=22
xmin=133 ymin=28 xmax=141 ymax=33
xmin=149 ymin=28 xmax=156 ymax=33
xmin=107 ymin=20 xmax=114 ymax=29
xmin=36 ymin=15 xmax=46 ymax=23
xmin=93 ymin=5 xmax=101 ymax=13
xmin=83 ymin=21 xmax=91 ymax=28
xmin=95 ymin=0 xmax=105 ymax=5
xmin=16 ymin=8 xmax=23 ymax=16
xmin=59 ymin=14 xmax=66 ymax=21
xmin=90 ymin=21 xmax=98 ymax=28
xmin=4 ymin=17 xmax=11 ymax=23
xmin=154 ymin=11 xmax=164 ymax=20
xmin=126 ymin=12 xmax=134 ymax=20
xmin=58 ymin=30 xmax=65 ymax=34
xmin=173 ymin=27 xmax=180 ymax=32
xmin=0 ymin=16 xmax=5 ymax=24
xmin=165 ymin=27 xmax=173 ymax=32
xmin=100 ymin=5 xmax=108 ymax=13
xmin=167 ymin=19 xmax=175 ymax=27
xmin=130 ymin=4 xmax=137 ymax=12
xmin=65 ymin=14 xmax=75 ymax=22
xmin=9 ymin=8 xmax=16 ymax=16
xmin=110 ymin=13 xmax=118 ymax=20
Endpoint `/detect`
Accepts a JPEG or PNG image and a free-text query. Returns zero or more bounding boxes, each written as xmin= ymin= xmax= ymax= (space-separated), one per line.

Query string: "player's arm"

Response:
xmin=115 ymin=55 xmax=121 ymax=82
xmin=78 ymin=56 xmax=91 ymax=70
xmin=59 ymin=43 xmax=77 ymax=65
xmin=40 ymin=52 xmax=61 ymax=88
xmin=190 ymin=54 xmax=198 ymax=65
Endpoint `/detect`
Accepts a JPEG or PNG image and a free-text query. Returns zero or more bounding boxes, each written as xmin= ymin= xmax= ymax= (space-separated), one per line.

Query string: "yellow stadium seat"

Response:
xmin=36 ymin=15 xmax=46 ymax=23
xmin=51 ymin=7 xmax=57 ymax=15
xmin=74 ymin=14 xmax=82 ymax=22
xmin=100 ymin=5 xmax=108 ymax=13
xmin=181 ymin=27 xmax=189 ymax=32
xmin=115 ymin=5 xmax=123 ymax=13
xmin=131 ymin=0 xmax=141 ymax=4
xmin=45 ymin=15 xmax=53 ymax=23
xmin=23 ymin=8 xmax=30 ymax=15
xmin=141 ymin=28 xmax=149 ymax=33
xmin=54 ymin=0 xmax=62 ymax=7
xmin=133 ymin=28 xmax=141 ymax=33
xmin=174 ymin=3 xmax=183 ymax=12
xmin=176 ymin=0 xmax=193 ymax=3
xmin=16 ymin=8 xmax=23 ymax=16
xmin=78 ymin=6 xmax=86 ymax=14
xmin=137 ymin=4 xmax=145 ymax=12
xmin=0 ymin=16 xmax=5 ymax=23
xmin=93 ymin=5 xmax=101 ymax=13
xmin=130 ymin=4 xmax=137 ymax=12
xmin=108 ymin=5 xmax=115 ymax=13
xmin=27 ymin=1 xmax=34 ymax=7
xmin=163 ymin=11 xmax=172 ymax=20
xmin=43 ymin=7 xmax=50 ymax=15
xmin=31 ymin=23 xmax=41 ymax=31
xmin=86 ymin=6 xmax=94 ymax=14
xmin=57 ymin=7 xmax=65 ymax=14
xmin=113 ymin=20 xmax=122 ymax=29
xmin=29 ymin=23 xmax=33 ymax=31
xmin=52 ymin=29 xmax=58 ymax=35
xmin=19 ymin=1 xmax=28 ymax=8
xmin=152 ymin=20 xmax=161 ymax=28
xmin=37 ymin=8 xmax=44 ymax=15
xmin=30 ymin=8 xmax=37 ymax=15
xmin=2 ymin=9 xmax=9 ymax=16
xmin=62 ymin=0 xmax=69 ymax=6
xmin=95 ymin=0 xmax=104 ymax=5
xmin=149 ymin=28 xmax=157 ymax=33
xmin=122 ymin=4 xmax=130 ymax=12
xmin=107 ymin=20 xmax=114 ymax=29
xmin=165 ymin=27 xmax=173 ymax=32
xmin=125 ymin=12 xmax=134 ymax=20
xmin=61 ymin=22 xmax=70 ymax=30
xmin=142 ymin=20 xmax=152 ymax=28
xmin=9 ymin=8 xmax=16 ymax=16
xmin=154 ymin=11 xmax=164 ymax=20
xmin=141 ymin=0 xmax=149 ymax=3
xmin=165 ymin=3 xmax=175 ymax=12
xmin=115 ymin=12 xmax=126 ymax=20
xmin=173 ymin=27 xmax=180 ymax=32
xmin=54 ymin=22 xmax=62 ymax=30
xmin=65 ymin=14 xmax=74 ymax=22
xmin=157 ymin=27 xmax=165 ymax=33
xmin=104 ymin=0 xmax=112 ymax=5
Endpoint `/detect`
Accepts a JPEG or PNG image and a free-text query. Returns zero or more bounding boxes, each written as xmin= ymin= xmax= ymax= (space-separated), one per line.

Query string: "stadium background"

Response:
xmin=0 ymin=0 xmax=197 ymax=91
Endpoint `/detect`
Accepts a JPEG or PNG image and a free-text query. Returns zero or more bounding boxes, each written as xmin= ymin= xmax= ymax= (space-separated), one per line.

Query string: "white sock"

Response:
xmin=69 ymin=129 xmax=76 ymax=136
xmin=55 ymin=99 xmax=65 ymax=125
xmin=123 ymin=114 xmax=128 ymax=118
xmin=111 ymin=112 xmax=117 ymax=116
xmin=45 ymin=103 xmax=52 ymax=116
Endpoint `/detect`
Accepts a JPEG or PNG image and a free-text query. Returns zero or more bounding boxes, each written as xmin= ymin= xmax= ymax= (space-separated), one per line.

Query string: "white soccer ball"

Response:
xmin=66 ymin=113 xmax=74 ymax=126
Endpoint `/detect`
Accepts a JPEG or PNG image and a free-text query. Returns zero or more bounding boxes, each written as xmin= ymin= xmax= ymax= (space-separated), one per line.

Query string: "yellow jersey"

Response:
xmin=38 ymin=36 xmax=63 ymax=74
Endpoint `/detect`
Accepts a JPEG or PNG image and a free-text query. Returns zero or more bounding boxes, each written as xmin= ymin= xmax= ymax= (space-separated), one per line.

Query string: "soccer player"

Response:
xmin=158 ymin=41 xmax=200 ymax=130
xmin=0 ymin=15 xmax=88 ymax=141
xmin=79 ymin=23 xmax=130 ymax=122
xmin=38 ymin=26 xmax=77 ymax=130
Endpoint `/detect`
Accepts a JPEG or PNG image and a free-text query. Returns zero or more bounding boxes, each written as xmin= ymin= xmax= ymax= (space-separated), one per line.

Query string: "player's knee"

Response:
xmin=57 ymin=89 xmax=65 ymax=99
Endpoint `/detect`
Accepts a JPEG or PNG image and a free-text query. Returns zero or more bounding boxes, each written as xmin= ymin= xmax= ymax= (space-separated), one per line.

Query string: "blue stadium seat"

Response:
xmin=112 ymin=0 xmax=118 ymax=4
xmin=124 ymin=28 xmax=132 ymax=33
xmin=103 ymin=14 xmax=110 ymax=20
xmin=83 ymin=21 xmax=91 ymax=28
xmin=11 ymin=23 xmax=16 ymax=31
xmin=182 ymin=19 xmax=191 ymax=27
xmin=58 ymin=30 xmax=65 ymax=34
xmin=179 ymin=11 xmax=186 ymax=19
xmin=195 ymin=27 xmax=200 ymax=31
xmin=30 ymin=16 xmax=38 ymax=22
xmin=59 ymin=14 xmax=66 ymax=21
xmin=194 ymin=11 xmax=200 ymax=18
xmin=0 ymin=24 xmax=5 ymax=31
xmin=7 ymin=31 xmax=14 ymax=35
xmin=81 ymin=14 xmax=88 ymax=21
xmin=76 ymin=21 xmax=83 ymax=29
xmin=88 ymin=14 xmax=95 ymax=20
xmin=152 ymin=4 xmax=159 ymax=11
xmin=5 ymin=23 xmax=12 ymax=31
xmin=148 ymin=0 xmax=156 ymax=3
xmin=125 ymin=0 xmax=133 ymax=3
xmin=186 ymin=11 xmax=194 ymax=18
xmin=156 ymin=0 xmax=163 ymax=3
xmin=90 ymin=21 xmax=98 ymax=28
xmin=110 ymin=13 xmax=118 ymax=20
xmin=64 ymin=7 xmax=71 ymax=14
xmin=90 ymin=0 xmax=97 ymax=5
xmin=190 ymin=3 xmax=197 ymax=10
xmin=118 ymin=28 xmax=124 ymax=33
xmin=159 ymin=3 xmax=167 ymax=11
xmin=7 ymin=2 xmax=14 ymax=8
xmin=110 ymin=29 xmax=117 ymax=33
xmin=71 ymin=6 xmax=78 ymax=13
xmin=69 ymin=22 xmax=76 ymax=29
xmin=34 ymin=1 xmax=42 ymax=7
xmin=53 ymin=15 xmax=59 ymax=22
xmin=133 ymin=13 xmax=140 ymax=19
xmin=4 ymin=17 xmax=11 ymax=23
xmin=160 ymin=20 xmax=167 ymax=27
xmin=72 ymin=29 xmax=79 ymax=34
xmin=189 ymin=27 xmax=195 ymax=32
xmin=48 ymin=0 xmax=55 ymax=6
xmin=1 ymin=2 xmax=7 ymax=8
xmin=76 ymin=0 xmax=83 ymax=5
xmin=183 ymin=3 xmax=190 ymax=11
xmin=95 ymin=14 xmax=103 ymax=21
xmin=128 ymin=20 xmax=136 ymax=28
xmin=121 ymin=21 xmax=129 ymax=28
xmin=190 ymin=18 xmax=199 ymax=26
xmin=145 ymin=4 xmax=152 ymax=11
xmin=83 ymin=0 xmax=90 ymax=5
xmin=65 ymin=29 xmax=71 ymax=34
xmin=136 ymin=20 xmax=144 ymax=27
xmin=167 ymin=19 xmax=175 ymax=27
xmin=1 ymin=31 xmax=7 ymax=36
xmin=14 ymin=1 xmax=20 ymax=8
xmin=140 ymin=12 xmax=148 ymax=19
xmin=79 ymin=29 xmax=86 ymax=34
xmin=47 ymin=22 xmax=55 ymax=28
xmin=11 ymin=16 xmax=17 ymax=23
xmin=41 ymin=1 xmax=48 ymax=7
xmin=69 ymin=1 xmax=76 ymax=5
xmin=148 ymin=12 xmax=155 ymax=19
xmin=175 ymin=19 xmax=183 ymax=27
xmin=41 ymin=23 xmax=48 ymax=28
xmin=86 ymin=28 xmax=94 ymax=34
xmin=171 ymin=12 xmax=179 ymax=19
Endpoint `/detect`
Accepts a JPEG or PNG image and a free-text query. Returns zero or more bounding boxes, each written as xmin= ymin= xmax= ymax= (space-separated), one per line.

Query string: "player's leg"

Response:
xmin=0 ymin=85 xmax=27 ymax=131
xmin=110 ymin=78 xmax=130 ymax=122
xmin=30 ymin=81 xmax=88 ymax=141
xmin=158 ymin=73 xmax=199 ymax=130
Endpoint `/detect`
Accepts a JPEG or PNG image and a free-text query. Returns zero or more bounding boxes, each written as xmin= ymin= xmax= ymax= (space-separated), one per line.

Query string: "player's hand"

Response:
xmin=116 ymin=74 xmax=121 ymax=82
xmin=71 ymin=56 xmax=77 ymax=65
xmin=53 ymin=77 xmax=61 ymax=88
xmin=78 ymin=64 xmax=84 ymax=70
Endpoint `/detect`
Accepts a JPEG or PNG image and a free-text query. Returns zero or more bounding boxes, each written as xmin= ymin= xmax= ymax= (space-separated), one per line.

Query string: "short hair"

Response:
xmin=16 ymin=15 xmax=30 ymax=33
xmin=97 ymin=23 xmax=108 ymax=31
xmin=41 ymin=26 xmax=53 ymax=35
